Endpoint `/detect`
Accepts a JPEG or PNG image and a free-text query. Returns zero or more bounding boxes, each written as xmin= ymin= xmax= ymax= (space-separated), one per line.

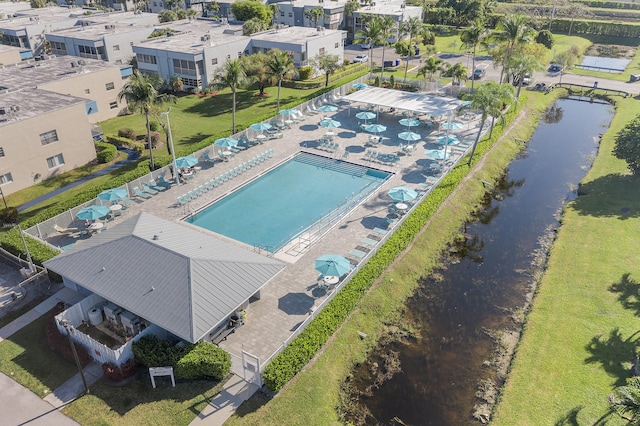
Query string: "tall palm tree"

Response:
xmin=118 ymin=70 xmax=176 ymax=170
xmin=209 ymin=59 xmax=250 ymax=134
xmin=508 ymin=52 xmax=542 ymax=97
xmin=355 ymin=15 xmax=382 ymax=75
xmin=467 ymin=81 xmax=515 ymax=166
xmin=377 ymin=15 xmax=397 ymax=81
xmin=241 ymin=52 xmax=275 ymax=96
xmin=344 ymin=0 xmax=360 ymax=31
xmin=417 ymin=56 xmax=443 ymax=83
xmin=443 ymin=62 xmax=468 ymax=86
xmin=610 ymin=376 xmax=640 ymax=423
xmin=400 ymin=16 xmax=423 ymax=46
xmin=394 ymin=40 xmax=413 ymax=83
xmin=493 ymin=14 xmax=535 ymax=84
xmin=460 ymin=20 xmax=489 ymax=93
xmin=267 ymin=49 xmax=295 ymax=111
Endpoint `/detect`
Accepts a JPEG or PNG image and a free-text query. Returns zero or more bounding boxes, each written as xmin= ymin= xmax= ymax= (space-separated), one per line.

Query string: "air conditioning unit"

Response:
xmin=71 ymin=62 xmax=76 ymax=68
xmin=120 ymin=311 xmax=143 ymax=336
xmin=316 ymin=26 xmax=323 ymax=32
xmin=200 ymin=34 xmax=210 ymax=41
xmin=0 ymin=108 xmax=5 ymax=115
xmin=103 ymin=303 xmax=123 ymax=327
xmin=10 ymin=105 xmax=19 ymax=112
xmin=78 ymin=59 xmax=86 ymax=66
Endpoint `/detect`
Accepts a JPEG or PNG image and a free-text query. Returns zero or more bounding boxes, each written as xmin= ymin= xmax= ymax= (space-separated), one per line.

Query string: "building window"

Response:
xmin=319 ymin=47 xmax=325 ymax=55
xmin=0 ymin=147 xmax=5 ymax=157
xmin=46 ymin=154 xmax=65 ymax=169
xmin=335 ymin=42 xmax=339 ymax=48
xmin=105 ymin=82 xmax=115 ymax=90
xmin=85 ymin=88 xmax=90 ymax=94
xmin=109 ymin=102 xmax=118 ymax=109
xmin=227 ymin=54 xmax=231 ymax=59
xmin=113 ymin=45 xmax=120 ymax=51
xmin=280 ymin=11 xmax=284 ymax=16
xmin=288 ymin=12 xmax=292 ymax=17
xmin=0 ymin=173 xmax=12 ymax=185
xmin=39 ymin=130 xmax=59 ymax=146
xmin=172 ymin=58 xmax=197 ymax=76
xmin=181 ymin=77 xmax=201 ymax=88
xmin=50 ymin=41 xmax=67 ymax=55
xmin=137 ymin=54 xmax=157 ymax=64
xmin=238 ymin=51 xmax=242 ymax=57
xmin=78 ymin=44 xmax=105 ymax=60
xmin=211 ymin=58 xmax=218 ymax=65
xmin=130 ymin=42 xmax=134 ymax=46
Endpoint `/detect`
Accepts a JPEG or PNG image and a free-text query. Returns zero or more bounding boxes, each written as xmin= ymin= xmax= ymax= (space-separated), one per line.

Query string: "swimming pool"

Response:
xmin=186 ymin=153 xmax=390 ymax=252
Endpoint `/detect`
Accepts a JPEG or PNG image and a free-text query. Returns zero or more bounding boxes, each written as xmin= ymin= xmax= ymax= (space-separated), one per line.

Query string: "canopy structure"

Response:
xmin=343 ymin=87 xmax=462 ymax=117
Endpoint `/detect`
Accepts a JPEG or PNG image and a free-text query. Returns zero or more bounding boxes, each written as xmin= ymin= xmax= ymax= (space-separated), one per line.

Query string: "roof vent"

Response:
xmin=152 ymin=235 xmax=159 ymax=240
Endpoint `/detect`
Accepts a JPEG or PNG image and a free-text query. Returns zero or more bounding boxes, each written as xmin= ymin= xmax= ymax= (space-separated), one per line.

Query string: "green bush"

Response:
xmin=118 ymin=128 xmax=136 ymax=140
xmin=149 ymin=121 xmax=159 ymax=132
xmin=95 ymin=141 xmax=117 ymax=163
xmin=262 ymin=100 xmax=524 ymax=393
xmin=174 ymin=342 xmax=231 ymax=380
xmin=105 ymin=134 xmax=144 ymax=156
xmin=132 ymin=334 xmax=191 ymax=368
xmin=0 ymin=207 xmax=18 ymax=225
xmin=298 ymin=66 xmax=313 ymax=81
xmin=1 ymin=227 xmax=60 ymax=265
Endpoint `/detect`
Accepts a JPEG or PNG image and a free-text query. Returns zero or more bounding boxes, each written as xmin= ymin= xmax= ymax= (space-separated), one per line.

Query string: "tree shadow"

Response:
xmin=571 ymin=173 xmax=640 ymax=219
xmin=554 ymin=405 xmax=582 ymax=426
xmin=584 ymin=327 xmax=640 ymax=387
xmin=609 ymin=273 xmax=640 ymax=316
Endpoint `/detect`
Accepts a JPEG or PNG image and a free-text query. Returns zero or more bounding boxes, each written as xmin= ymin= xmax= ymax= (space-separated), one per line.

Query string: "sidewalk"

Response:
xmin=189 ymin=374 xmax=260 ymax=426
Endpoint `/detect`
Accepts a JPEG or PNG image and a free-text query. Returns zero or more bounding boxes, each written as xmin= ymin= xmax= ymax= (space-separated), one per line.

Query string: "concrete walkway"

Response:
xmin=189 ymin=374 xmax=260 ymax=425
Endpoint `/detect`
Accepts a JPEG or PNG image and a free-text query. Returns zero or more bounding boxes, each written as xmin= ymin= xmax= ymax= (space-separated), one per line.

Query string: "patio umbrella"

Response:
xmin=175 ymin=155 xmax=199 ymax=168
xmin=319 ymin=118 xmax=341 ymax=128
xmin=317 ymin=104 xmax=338 ymax=113
xmin=441 ymin=121 xmax=464 ymax=130
xmin=356 ymin=111 xmax=376 ymax=122
xmin=399 ymin=118 xmax=421 ymax=129
xmin=398 ymin=131 xmax=421 ymax=142
xmin=437 ymin=135 xmax=460 ymax=145
xmin=365 ymin=123 xmax=387 ymax=134
xmin=352 ymin=82 xmax=368 ymax=90
xmin=387 ymin=186 xmax=418 ymax=202
xmin=250 ymin=122 xmax=272 ymax=131
xmin=97 ymin=188 xmax=127 ymax=202
xmin=461 ymin=100 xmax=473 ymax=108
xmin=279 ymin=108 xmax=299 ymax=116
xmin=76 ymin=205 xmax=111 ymax=221
xmin=214 ymin=137 xmax=238 ymax=148
xmin=315 ymin=254 xmax=351 ymax=277
xmin=425 ymin=149 xmax=450 ymax=160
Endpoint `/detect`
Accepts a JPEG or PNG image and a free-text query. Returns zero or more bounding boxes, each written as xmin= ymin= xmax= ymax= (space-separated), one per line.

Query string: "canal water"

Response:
xmin=341 ymin=98 xmax=614 ymax=425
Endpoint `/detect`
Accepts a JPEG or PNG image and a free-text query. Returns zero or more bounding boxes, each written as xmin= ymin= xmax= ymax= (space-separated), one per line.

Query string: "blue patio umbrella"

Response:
xmin=214 ymin=137 xmax=238 ymax=148
xmin=315 ymin=254 xmax=351 ymax=277
xmin=76 ymin=205 xmax=111 ymax=220
xmin=365 ymin=123 xmax=387 ymax=134
xmin=317 ymin=104 xmax=338 ymax=113
xmin=356 ymin=111 xmax=376 ymax=121
xmin=250 ymin=122 xmax=272 ymax=131
xmin=398 ymin=131 xmax=421 ymax=142
xmin=352 ymin=82 xmax=369 ymax=90
xmin=461 ymin=100 xmax=473 ymax=108
xmin=437 ymin=135 xmax=460 ymax=145
xmin=441 ymin=121 xmax=464 ymax=130
xmin=279 ymin=108 xmax=299 ymax=116
xmin=175 ymin=155 xmax=199 ymax=168
xmin=387 ymin=186 xmax=418 ymax=202
xmin=319 ymin=118 xmax=341 ymax=128
xmin=97 ymin=188 xmax=127 ymax=202
xmin=425 ymin=149 xmax=450 ymax=160
xmin=399 ymin=118 xmax=421 ymax=129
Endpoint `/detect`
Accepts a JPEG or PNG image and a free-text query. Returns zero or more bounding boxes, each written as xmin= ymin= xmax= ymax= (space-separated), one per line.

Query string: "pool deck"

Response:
xmin=49 ymin=97 xmax=484 ymax=365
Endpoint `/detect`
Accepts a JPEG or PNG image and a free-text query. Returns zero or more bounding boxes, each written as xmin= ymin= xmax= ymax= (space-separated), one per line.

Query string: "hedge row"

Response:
xmin=96 ymin=141 xmax=117 ymax=163
xmin=283 ymin=64 xmax=368 ymax=90
xmin=262 ymin=103 xmax=523 ymax=392
xmin=578 ymin=0 xmax=640 ymax=10
xmin=104 ymin=134 xmax=145 ymax=156
xmin=551 ymin=18 xmax=640 ymax=37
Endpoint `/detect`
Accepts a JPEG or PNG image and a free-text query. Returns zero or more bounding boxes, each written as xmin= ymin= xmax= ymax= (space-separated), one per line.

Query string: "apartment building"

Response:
xmin=0 ymin=56 xmax=129 ymax=195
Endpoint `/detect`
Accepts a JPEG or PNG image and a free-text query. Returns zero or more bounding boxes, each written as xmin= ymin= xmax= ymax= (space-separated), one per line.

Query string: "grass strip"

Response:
xmin=491 ymin=97 xmax=640 ymax=424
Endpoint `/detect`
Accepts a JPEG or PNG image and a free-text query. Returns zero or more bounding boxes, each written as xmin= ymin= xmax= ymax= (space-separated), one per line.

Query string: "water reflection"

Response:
xmin=341 ymin=99 xmax=613 ymax=425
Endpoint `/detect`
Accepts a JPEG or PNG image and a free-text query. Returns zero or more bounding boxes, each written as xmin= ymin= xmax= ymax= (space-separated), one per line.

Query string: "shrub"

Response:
xmin=374 ymin=76 xmax=380 ymax=87
xmin=149 ymin=131 xmax=161 ymax=148
xmin=46 ymin=302 xmax=93 ymax=367
xmin=298 ymin=66 xmax=313 ymax=81
xmin=149 ymin=121 xmax=159 ymax=132
xmin=0 ymin=207 xmax=18 ymax=225
xmin=613 ymin=114 xmax=640 ymax=175
xmin=174 ymin=342 xmax=231 ymax=380
xmin=132 ymin=334 xmax=190 ymax=368
xmin=95 ymin=141 xmax=117 ymax=163
xmin=343 ymin=59 xmax=351 ymax=66
xmin=118 ymin=128 xmax=136 ymax=140
xmin=389 ymin=75 xmax=395 ymax=88
xmin=102 ymin=358 xmax=139 ymax=382
xmin=105 ymin=134 xmax=144 ymax=156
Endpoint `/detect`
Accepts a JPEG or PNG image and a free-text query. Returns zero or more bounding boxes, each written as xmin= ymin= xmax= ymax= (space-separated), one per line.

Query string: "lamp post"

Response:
xmin=59 ymin=320 xmax=90 ymax=395
xmin=160 ymin=108 xmax=180 ymax=186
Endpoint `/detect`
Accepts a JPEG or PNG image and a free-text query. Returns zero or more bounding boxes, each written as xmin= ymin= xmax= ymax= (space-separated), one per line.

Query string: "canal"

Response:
xmin=341 ymin=98 xmax=614 ymax=425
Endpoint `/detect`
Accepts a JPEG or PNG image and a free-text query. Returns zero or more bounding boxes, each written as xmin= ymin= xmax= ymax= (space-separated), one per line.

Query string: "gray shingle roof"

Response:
xmin=44 ymin=212 xmax=285 ymax=343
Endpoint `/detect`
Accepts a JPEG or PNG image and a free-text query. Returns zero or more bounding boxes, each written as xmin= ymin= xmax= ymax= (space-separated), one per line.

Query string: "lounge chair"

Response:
xmin=372 ymin=227 xmax=388 ymax=236
xmin=148 ymin=179 xmax=166 ymax=192
xmin=132 ymin=186 xmax=151 ymax=199
xmin=54 ymin=224 xmax=78 ymax=235
xmin=177 ymin=195 xmax=189 ymax=206
xmin=361 ymin=237 xmax=378 ymax=247
xmin=142 ymin=183 xmax=159 ymax=195
xmin=202 ymin=152 xmax=217 ymax=164
xmin=158 ymin=175 xmax=174 ymax=188
xmin=119 ymin=197 xmax=135 ymax=208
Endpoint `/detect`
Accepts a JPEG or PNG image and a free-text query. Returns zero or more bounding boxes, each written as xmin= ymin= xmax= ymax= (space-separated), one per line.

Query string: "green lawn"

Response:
xmin=491 ymin=96 xmax=640 ymax=425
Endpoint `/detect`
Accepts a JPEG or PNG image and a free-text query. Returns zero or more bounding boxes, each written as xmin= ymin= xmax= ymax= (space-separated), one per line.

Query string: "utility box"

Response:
xmin=630 ymin=74 xmax=640 ymax=82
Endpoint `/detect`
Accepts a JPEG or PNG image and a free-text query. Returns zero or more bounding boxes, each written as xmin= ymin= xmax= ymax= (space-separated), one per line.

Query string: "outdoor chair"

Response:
xmin=119 ymin=197 xmax=135 ymax=208
xmin=158 ymin=175 xmax=174 ymax=188
xmin=361 ymin=238 xmax=378 ymax=248
xmin=177 ymin=195 xmax=189 ymax=206
xmin=372 ymin=227 xmax=389 ymax=236
xmin=142 ymin=183 xmax=159 ymax=195
xmin=267 ymin=149 xmax=274 ymax=157
xmin=202 ymin=152 xmax=216 ymax=164
xmin=148 ymin=179 xmax=166 ymax=192
xmin=54 ymin=224 xmax=79 ymax=235
xmin=132 ymin=186 xmax=151 ymax=199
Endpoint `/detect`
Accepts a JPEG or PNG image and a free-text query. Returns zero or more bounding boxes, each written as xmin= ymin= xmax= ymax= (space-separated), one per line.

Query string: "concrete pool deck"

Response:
xmin=44 ymin=96 xmax=484 ymax=366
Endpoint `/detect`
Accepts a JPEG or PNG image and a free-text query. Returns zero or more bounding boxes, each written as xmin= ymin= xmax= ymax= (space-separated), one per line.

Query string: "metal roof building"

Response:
xmin=44 ymin=212 xmax=285 ymax=343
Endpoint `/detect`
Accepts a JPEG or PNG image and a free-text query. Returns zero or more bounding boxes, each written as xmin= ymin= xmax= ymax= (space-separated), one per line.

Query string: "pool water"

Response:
xmin=187 ymin=153 xmax=390 ymax=251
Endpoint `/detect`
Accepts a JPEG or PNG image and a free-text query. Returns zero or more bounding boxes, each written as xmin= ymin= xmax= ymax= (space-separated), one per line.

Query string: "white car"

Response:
xmin=353 ymin=54 xmax=369 ymax=63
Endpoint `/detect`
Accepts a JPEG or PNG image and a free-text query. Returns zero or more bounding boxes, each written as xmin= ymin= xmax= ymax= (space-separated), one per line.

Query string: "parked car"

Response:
xmin=361 ymin=42 xmax=372 ymax=50
xmin=522 ymin=73 xmax=532 ymax=85
xmin=472 ymin=67 xmax=486 ymax=80
xmin=354 ymin=54 xmax=369 ymax=63
xmin=548 ymin=64 xmax=561 ymax=73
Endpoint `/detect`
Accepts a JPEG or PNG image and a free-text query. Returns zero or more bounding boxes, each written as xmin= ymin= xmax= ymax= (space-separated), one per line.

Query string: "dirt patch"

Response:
xmin=586 ymin=44 xmax=636 ymax=59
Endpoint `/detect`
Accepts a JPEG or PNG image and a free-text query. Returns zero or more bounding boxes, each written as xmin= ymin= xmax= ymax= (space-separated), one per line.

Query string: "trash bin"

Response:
xmin=395 ymin=59 xmax=400 ymax=67
xmin=630 ymin=74 xmax=640 ymax=82
xmin=593 ymin=81 xmax=598 ymax=88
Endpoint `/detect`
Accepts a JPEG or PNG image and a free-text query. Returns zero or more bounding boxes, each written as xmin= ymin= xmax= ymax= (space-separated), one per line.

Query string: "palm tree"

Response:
xmin=443 ymin=62 xmax=468 ymax=86
xmin=355 ymin=15 xmax=382 ymax=75
xmin=394 ymin=40 xmax=413 ymax=83
xmin=377 ymin=15 xmax=397 ymax=81
xmin=311 ymin=53 xmax=341 ymax=87
xmin=241 ymin=52 xmax=274 ymax=96
xmin=344 ymin=0 xmax=360 ymax=31
xmin=460 ymin=20 xmax=489 ymax=93
xmin=400 ymin=16 xmax=423 ymax=46
xmin=508 ymin=53 xmax=542 ymax=97
xmin=467 ymin=81 xmax=516 ymax=166
xmin=417 ymin=56 xmax=443 ymax=84
xmin=267 ymin=49 xmax=295 ymax=111
xmin=492 ymin=14 xmax=535 ymax=84
xmin=209 ymin=59 xmax=250 ymax=134
xmin=304 ymin=7 xmax=324 ymax=28
xmin=118 ymin=70 xmax=176 ymax=170
xmin=610 ymin=376 xmax=640 ymax=423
